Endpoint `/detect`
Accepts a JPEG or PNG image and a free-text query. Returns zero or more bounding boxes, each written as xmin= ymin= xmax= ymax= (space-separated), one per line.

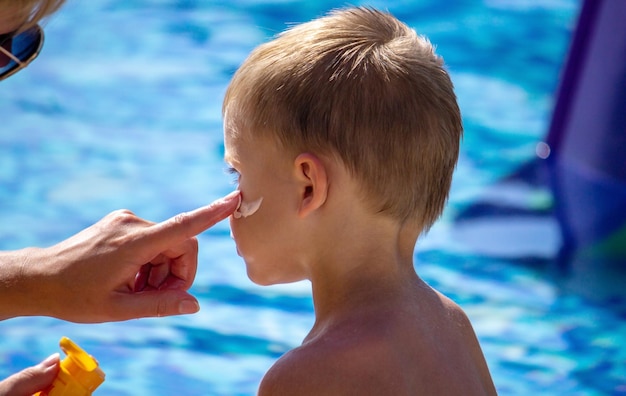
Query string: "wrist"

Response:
xmin=0 ymin=247 xmax=55 ymax=319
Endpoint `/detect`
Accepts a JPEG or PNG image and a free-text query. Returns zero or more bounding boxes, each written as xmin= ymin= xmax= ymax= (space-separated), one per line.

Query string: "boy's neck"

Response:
xmin=304 ymin=214 xmax=423 ymax=341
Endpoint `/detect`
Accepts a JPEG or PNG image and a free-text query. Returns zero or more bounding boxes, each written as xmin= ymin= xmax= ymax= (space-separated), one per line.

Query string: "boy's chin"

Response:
xmin=246 ymin=270 xmax=280 ymax=287
xmin=247 ymin=277 xmax=275 ymax=287
xmin=245 ymin=266 xmax=303 ymax=287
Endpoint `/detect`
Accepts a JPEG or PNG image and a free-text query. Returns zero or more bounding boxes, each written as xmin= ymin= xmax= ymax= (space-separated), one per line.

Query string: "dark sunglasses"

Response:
xmin=0 ymin=25 xmax=44 ymax=82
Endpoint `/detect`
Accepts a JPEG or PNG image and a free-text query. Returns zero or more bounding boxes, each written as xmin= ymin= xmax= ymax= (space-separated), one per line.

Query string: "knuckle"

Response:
xmin=107 ymin=209 xmax=137 ymax=225
xmin=97 ymin=210 xmax=145 ymax=249
xmin=171 ymin=212 xmax=193 ymax=237
xmin=172 ymin=212 xmax=190 ymax=227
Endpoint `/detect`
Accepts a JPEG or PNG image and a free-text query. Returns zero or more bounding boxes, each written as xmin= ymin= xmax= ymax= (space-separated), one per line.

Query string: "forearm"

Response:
xmin=0 ymin=247 xmax=53 ymax=321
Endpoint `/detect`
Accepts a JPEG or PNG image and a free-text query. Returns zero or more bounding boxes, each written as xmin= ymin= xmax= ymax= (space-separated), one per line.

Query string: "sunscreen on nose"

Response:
xmin=234 ymin=196 xmax=263 ymax=218
xmin=34 ymin=337 xmax=105 ymax=396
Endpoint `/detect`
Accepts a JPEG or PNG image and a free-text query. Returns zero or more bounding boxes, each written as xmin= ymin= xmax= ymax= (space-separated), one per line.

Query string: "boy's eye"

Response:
xmin=226 ymin=167 xmax=241 ymax=184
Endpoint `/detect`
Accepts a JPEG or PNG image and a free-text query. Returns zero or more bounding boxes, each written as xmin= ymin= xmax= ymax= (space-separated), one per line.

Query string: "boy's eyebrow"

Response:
xmin=223 ymin=152 xmax=238 ymax=166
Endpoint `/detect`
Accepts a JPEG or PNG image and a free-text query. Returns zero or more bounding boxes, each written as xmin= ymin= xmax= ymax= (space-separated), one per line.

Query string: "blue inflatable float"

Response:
xmin=545 ymin=0 xmax=626 ymax=298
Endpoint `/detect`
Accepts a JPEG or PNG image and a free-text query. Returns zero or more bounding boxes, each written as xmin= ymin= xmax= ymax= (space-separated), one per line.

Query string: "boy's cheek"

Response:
xmin=229 ymin=217 xmax=239 ymax=240
xmin=229 ymin=217 xmax=250 ymax=243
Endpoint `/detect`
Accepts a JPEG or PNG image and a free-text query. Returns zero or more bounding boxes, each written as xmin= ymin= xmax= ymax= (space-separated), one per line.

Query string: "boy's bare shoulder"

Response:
xmin=258 ymin=289 xmax=496 ymax=396
xmin=257 ymin=325 xmax=400 ymax=396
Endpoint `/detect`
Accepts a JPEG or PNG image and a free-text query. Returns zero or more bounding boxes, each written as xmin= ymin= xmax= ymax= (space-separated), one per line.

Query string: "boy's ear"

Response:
xmin=293 ymin=153 xmax=328 ymax=218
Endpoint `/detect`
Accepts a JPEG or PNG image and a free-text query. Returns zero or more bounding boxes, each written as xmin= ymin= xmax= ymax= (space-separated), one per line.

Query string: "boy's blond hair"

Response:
xmin=1 ymin=0 xmax=66 ymax=31
xmin=223 ymin=7 xmax=462 ymax=229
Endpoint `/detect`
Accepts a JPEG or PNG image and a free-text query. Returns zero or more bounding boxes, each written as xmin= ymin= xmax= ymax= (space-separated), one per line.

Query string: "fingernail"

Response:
xmin=179 ymin=299 xmax=200 ymax=314
xmin=222 ymin=190 xmax=241 ymax=202
xmin=40 ymin=353 xmax=60 ymax=369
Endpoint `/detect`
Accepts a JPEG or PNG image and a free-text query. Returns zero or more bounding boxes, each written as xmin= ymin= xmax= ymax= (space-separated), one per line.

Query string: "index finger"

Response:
xmin=144 ymin=190 xmax=240 ymax=248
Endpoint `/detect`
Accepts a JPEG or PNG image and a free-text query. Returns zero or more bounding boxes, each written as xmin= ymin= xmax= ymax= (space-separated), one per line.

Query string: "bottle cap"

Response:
xmin=58 ymin=336 xmax=106 ymax=391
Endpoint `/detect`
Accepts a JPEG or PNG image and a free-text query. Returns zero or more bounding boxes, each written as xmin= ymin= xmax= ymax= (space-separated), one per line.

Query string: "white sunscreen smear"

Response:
xmin=233 ymin=196 xmax=263 ymax=219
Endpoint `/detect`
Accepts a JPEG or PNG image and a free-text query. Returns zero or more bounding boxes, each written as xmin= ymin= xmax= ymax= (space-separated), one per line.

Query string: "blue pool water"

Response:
xmin=1 ymin=0 xmax=625 ymax=395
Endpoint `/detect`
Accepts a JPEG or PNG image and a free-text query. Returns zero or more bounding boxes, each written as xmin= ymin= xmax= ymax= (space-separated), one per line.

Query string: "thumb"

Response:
xmin=0 ymin=353 xmax=59 ymax=396
xmin=113 ymin=290 xmax=200 ymax=319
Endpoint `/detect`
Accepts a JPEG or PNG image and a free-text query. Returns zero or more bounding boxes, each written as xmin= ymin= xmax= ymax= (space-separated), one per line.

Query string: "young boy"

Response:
xmin=223 ymin=7 xmax=496 ymax=395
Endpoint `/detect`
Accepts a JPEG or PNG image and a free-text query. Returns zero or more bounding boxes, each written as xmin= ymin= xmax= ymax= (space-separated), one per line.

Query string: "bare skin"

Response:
xmin=260 ymin=275 xmax=496 ymax=395
xmin=258 ymin=221 xmax=496 ymax=395
xmin=0 ymin=191 xmax=240 ymax=323
xmin=0 ymin=354 xmax=59 ymax=396
xmin=225 ymin=127 xmax=497 ymax=395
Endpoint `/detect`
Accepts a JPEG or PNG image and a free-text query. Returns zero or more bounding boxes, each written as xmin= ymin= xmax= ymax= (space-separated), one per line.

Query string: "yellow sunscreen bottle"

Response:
xmin=34 ymin=336 xmax=105 ymax=396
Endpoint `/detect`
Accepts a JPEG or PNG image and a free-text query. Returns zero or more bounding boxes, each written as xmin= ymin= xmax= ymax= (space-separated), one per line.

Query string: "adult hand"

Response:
xmin=0 ymin=354 xmax=59 ymax=396
xmin=0 ymin=191 xmax=240 ymax=323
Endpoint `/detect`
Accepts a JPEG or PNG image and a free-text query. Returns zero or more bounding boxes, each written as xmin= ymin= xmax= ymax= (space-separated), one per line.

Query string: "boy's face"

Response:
xmin=223 ymin=116 xmax=309 ymax=286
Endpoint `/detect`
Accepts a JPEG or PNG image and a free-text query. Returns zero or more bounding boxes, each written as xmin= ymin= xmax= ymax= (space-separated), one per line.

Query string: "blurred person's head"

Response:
xmin=0 ymin=0 xmax=65 ymax=33
xmin=0 ymin=0 xmax=65 ymax=76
